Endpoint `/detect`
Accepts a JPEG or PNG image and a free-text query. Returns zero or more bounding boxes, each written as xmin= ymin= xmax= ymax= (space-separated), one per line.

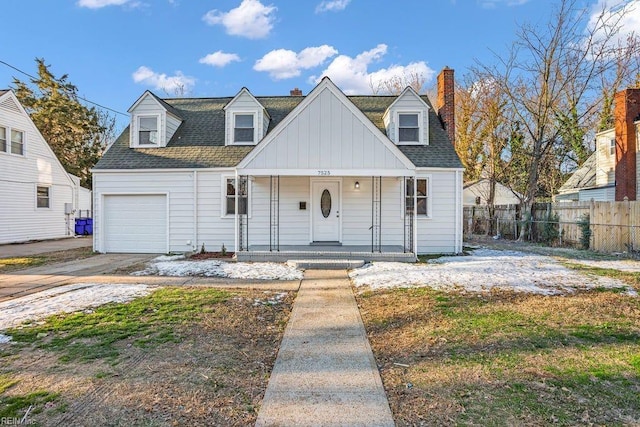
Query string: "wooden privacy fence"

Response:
xmin=464 ymin=200 xmax=640 ymax=255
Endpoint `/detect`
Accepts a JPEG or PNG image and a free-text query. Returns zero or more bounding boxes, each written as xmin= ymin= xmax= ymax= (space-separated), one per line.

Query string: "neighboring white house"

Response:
xmin=92 ymin=70 xmax=464 ymax=260
xmin=463 ymin=179 xmax=521 ymax=206
xmin=557 ymin=88 xmax=640 ymax=202
xmin=0 ymin=89 xmax=91 ymax=244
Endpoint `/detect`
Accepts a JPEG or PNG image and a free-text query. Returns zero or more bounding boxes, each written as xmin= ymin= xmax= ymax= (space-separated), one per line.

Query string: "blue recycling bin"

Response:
xmin=85 ymin=218 xmax=93 ymax=235
xmin=75 ymin=219 xmax=86 ymax=235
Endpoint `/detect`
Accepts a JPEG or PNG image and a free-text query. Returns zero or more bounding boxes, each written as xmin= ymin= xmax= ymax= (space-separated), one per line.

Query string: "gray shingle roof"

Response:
xmin=94 ymin=93 xmax=462 ymax=170
xmin=558 ymin=153 xmax=597 ymax=193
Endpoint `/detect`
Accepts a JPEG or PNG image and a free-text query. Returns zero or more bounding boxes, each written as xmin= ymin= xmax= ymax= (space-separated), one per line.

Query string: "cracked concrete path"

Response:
xmin=255 ymin=269 xmax=394 ymax=427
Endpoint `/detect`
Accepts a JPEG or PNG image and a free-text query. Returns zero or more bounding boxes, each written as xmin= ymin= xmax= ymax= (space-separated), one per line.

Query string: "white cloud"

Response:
xmin=199 ymin=51 xmax=241 ymax=68
xmin=588 ymin=0 xmax=640 ymax=44
xmin=309 ymin=44 xmax=435 ymax=94
xmin=77 ymin=0 xmax=140 ymax=8
xmin=479 ymin=0 xmax=529 ymax=8
xmin=315 ymin=0 xmax=351 ymax=13
xmin=203 ymin=0 xmax=276 ymax=39
xmin=254 ymin=45 xmax=338 ymax=80
xmin=132 ymin=66 xmax=195 ymax=93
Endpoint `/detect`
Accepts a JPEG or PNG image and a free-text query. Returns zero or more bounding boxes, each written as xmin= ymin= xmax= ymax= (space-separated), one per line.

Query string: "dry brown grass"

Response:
xmin=357 ymin=287 xmax=640 ymax=426
xmin=0 ymin=287 xmax=294 ymax=426
xmin=0 ymin=247 xmax=95 ymax=273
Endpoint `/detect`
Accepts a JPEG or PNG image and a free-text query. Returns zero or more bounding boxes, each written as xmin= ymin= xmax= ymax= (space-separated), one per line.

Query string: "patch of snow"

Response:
xmin=153 ymin=254 xmax=186 ymax=262
xmin=350 ymin=249 xmax=635 ymax=296
xmin=0 ymin=283 xmax=152 ymax=331
xmin=133 ymin=259 xmax=303 ymax=281
xmin=565 ymin=259 xmax=640 ymax=273
xmin=253 ymin=292 xmax=288 ymax=306
xmin=0 ymin=334 xmax=12 ymax=344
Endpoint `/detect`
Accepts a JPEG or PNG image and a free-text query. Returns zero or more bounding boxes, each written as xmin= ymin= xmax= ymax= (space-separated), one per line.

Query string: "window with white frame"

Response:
xmin=610 ymin=139 xmax=615 ymax=156
xmin=233 ymin=114 xmax=254 ymax=143
xmin=224 ymin=178 xmax=248 ymax=216
xmin=398 ymin=113 xmax=420 ymax=143
xmin=37 ymin=186 xmax=50 ymax=208
xmin=11 ymin=129 xmax=24 ymax=155
xmin=0 ymin=126 xmax=6 ymax=152
xmin=405 ymin=177 xmax=430 ymax=217
xmin=138 ymin=116 xmax=159 ymax=145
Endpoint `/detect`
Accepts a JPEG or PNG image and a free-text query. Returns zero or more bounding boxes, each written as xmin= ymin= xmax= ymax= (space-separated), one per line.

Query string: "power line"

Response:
xmin=0 ymin=59 xmax=128 ymax=116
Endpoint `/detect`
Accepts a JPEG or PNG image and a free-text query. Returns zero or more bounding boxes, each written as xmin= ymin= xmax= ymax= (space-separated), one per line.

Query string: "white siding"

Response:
xmin=243 ymin=87 xmax=409 ymax=172
xmin=195 ymin=171 xmax=236 ymax=252
xmin=383 ymin=90 xmax=430 ymax=145
xmin=0 ymin=92 xmax=75 ymax=244
xmin=224 ymin=90 xmax=266 ymax=145
xmin=579 ymin=186 xmax=615 ymax=202
xmin=129 ymin=94 xmax=181 ymax=147
xmin=93 ymin=171 xmax=195 ymax=253
xmin=595 ymin=129 xmax=616 ymax=187
xmin=417 ymin=170 xmax=459 ymax=254
xmin=463 ymin=180 xmax=520 ymax=206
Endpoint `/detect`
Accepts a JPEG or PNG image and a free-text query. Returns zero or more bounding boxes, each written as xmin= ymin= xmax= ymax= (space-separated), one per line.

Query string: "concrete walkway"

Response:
xmin=256 ymin=269 xmax=394 ymax=427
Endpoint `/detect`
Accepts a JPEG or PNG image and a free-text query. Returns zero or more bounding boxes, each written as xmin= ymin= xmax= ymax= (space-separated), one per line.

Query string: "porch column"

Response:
xmin=371 ymin=176 xmax=382 ymax=253
xmin=270 ymin=175 xmax=280 ymax=251
xmin=404 ymin=176 xmax=415 ymax=254
xmin=237 ymin=175 xmax=249 ymax=251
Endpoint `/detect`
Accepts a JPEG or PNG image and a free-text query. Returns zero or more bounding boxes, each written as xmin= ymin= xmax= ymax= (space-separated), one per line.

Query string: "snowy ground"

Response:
xmin=349 ymin=249 xmax=637 ymax=295
xmin=0 ymin=283 xmax=152 ymax=343
xmin=133 ymin=255 xmax=304 ymax=281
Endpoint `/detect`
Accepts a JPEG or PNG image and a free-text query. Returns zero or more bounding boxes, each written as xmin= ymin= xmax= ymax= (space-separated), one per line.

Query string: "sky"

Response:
xmin=1 ymin=0 xmax=639 ymax=130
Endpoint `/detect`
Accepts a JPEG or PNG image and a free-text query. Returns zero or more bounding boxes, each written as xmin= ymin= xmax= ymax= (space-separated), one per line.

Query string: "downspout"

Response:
xmin=455 ymin=170 xmax=462 ymax=253
xmin=193 ymin=170 xmax=198 ymax=253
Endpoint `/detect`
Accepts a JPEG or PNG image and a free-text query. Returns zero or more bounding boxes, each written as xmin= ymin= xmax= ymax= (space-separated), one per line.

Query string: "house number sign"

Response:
xmin=317 ymin=170 xmax=331 ymax=176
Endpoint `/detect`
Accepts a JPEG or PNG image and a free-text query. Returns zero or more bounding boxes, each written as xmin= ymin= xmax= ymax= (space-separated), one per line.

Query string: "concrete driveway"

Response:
xmin=0 ymin=253 xmax=156 ymax=302
xmin=0 ymin=236 xmax=93 ymax=258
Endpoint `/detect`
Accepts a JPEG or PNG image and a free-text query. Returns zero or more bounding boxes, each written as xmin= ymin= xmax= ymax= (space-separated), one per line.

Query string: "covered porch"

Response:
xmin=232 ymin=174 xmax=419 ymax=262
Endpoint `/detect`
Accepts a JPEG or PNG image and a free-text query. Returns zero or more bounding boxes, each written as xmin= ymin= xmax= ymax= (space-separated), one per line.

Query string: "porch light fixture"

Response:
xmin=354 ymin=181 xmax=360 ymax=190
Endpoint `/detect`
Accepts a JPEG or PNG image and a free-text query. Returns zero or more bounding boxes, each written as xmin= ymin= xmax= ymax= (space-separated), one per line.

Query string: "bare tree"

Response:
xmin=478 ymin=0 xmax=640 ymax=239
xmin=369 ymin=71 xmax=426 ymax=95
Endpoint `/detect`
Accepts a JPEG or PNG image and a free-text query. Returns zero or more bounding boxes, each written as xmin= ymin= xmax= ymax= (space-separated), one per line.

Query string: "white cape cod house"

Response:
xmin=0 ymin=89 xmax=91 ymax=244
xmin=92 ymin=70 xmax=464 ymax=261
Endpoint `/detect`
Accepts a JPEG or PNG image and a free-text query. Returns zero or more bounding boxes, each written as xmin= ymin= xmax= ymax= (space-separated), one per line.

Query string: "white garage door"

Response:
xmin=104 ymin=195 xmax=167 ymax=253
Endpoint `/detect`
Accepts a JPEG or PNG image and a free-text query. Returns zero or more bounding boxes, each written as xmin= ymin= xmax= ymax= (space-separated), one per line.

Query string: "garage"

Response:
xmin=103 ymin=194 xmax=167 ymax=253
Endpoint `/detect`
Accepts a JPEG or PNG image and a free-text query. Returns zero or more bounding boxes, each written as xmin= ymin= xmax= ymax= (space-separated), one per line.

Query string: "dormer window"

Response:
xmin=398 ymin=113 xmax=419 ymax=143
xmin=234 ymin=114 xmax=255 ymax=143
xmin=138 ymin=116 xmax=159 ymax=146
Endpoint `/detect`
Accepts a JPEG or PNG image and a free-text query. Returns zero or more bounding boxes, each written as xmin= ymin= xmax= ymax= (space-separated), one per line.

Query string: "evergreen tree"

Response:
xmin=13 ymin=58 xmax=115 ymax=187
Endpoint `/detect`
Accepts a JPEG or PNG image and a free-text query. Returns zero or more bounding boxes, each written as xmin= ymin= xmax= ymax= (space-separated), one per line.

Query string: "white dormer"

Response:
xmin=128 ymin=91 xmax=183 ymax=148
xmin=223 ymin=88 xmax=269 ymax=146
xmin=383 ymin=87 xmax=430 ymax=145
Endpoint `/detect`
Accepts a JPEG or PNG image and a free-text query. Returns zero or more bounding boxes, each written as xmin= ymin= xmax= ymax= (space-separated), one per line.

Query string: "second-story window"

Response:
xmin=138 ymin=116 xmax=158 ymax=145
xmin=234 ymin=114 xmax=254 ymax=143
xmin=398 ymin=113 xmax=419 ymax=143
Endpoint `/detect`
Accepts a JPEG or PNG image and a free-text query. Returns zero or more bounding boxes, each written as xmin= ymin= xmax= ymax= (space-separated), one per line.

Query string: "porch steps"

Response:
xmin=286 ymin=259 xmax=365 ymax=270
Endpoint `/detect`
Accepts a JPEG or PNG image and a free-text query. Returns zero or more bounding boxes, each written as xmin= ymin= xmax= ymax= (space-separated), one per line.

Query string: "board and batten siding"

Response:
xmin=93 ymin=171 xmax=195 ymax=253
xmin=0 ymin=93 xmax=76 ymax=244
xmin=416 ymin=170 xmax=461 ymax=254
xmin=242 ymin=87 xmax=410 ymax=172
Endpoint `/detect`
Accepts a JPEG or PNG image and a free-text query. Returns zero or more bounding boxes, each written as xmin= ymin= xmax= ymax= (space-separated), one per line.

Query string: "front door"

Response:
xmin=312 ymin=180 xmax=341 ymax=242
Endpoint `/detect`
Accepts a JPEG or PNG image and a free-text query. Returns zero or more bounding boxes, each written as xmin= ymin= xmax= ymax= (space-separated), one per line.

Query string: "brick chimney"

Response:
xmin=290 ymin=87 xmax=303 ymax=96
xmin=614 ymin=88 xmax=640 ymax=201
xmin=437 ymin=67 xmax=455 ymax=147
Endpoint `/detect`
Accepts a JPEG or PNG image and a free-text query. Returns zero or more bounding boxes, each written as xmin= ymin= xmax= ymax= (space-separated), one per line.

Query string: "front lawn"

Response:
xmin=0 ymin=247 xmax=95 ymax=273
xmin=357 ymin=285 xmax=640 ymax=425
xmin=0 ymin=286 xmax=294 ymax=426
